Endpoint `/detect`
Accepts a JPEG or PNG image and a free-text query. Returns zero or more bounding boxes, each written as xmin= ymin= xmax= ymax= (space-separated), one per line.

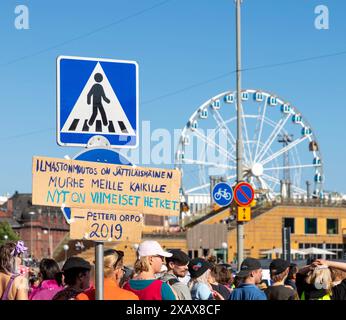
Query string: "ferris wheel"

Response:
xmin=175 ymin=89 xmax=324 ymax=200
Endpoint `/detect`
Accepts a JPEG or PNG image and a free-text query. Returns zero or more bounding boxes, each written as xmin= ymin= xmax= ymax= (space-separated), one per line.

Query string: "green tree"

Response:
xmin=0 ymin=221 xmax=19 ymax=245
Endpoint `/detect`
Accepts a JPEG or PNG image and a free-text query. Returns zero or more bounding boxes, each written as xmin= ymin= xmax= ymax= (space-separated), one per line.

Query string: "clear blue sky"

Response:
xmin=0 ymin=0 xmax=345 ymax=195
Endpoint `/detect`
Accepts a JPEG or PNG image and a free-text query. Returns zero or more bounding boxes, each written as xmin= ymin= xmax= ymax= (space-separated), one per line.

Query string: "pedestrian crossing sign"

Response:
xmin=57 ymin=56 xmax=139 ymax=148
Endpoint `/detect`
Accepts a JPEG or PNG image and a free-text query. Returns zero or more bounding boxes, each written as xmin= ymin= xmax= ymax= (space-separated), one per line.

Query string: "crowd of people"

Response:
xmin=1 ymin=239 xmax=346 ymax=300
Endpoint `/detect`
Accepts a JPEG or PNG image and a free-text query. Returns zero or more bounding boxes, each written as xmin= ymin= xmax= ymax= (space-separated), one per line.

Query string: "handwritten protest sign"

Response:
xmin=70 ymin=208 xmax=143 ymax=242
xmin=32 ymin=156 xmax=181 ymax=216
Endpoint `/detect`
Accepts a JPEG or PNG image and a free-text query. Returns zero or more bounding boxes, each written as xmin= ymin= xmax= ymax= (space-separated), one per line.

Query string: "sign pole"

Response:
xmin=282 ymin=227 xmax=291 ymax=262
xmin=235 ymin=0 xmax=244 ymax=270
xmin=95 ymin=242 xmax=104 ymax=300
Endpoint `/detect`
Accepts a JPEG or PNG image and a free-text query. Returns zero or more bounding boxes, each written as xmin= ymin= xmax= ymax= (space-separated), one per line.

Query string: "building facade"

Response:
xmin=0 ymin=192 xmax=69 ymax=260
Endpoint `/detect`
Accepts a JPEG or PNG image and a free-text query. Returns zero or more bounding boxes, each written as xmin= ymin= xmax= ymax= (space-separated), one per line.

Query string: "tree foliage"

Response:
xmin=0 ymin=221 xmax=19 ymax=245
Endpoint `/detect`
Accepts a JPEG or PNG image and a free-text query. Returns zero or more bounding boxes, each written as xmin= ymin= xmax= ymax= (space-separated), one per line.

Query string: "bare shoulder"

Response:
xmin=13 ymin=275 xmax=29 ymax=290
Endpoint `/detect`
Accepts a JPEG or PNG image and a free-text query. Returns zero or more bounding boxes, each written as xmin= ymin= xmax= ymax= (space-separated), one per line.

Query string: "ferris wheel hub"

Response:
xmin=251 ymin=163 xmax=264 ymax=177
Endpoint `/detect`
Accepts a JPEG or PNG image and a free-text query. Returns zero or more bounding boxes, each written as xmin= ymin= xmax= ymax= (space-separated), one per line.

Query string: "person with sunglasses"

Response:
xmin=76 ymin=249 xmax=138 ymax=300
xmin=123 ymin=240 xmax=176 ymax=300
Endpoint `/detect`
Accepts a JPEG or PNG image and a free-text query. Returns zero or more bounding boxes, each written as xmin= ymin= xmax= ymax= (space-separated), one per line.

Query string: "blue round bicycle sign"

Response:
xmin=212 ymin=182 xmax=234 ymax=207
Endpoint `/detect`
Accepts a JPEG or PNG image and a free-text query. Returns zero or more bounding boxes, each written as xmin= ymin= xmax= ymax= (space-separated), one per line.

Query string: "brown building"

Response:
xmin=0 ymin=192 xmax=69 ymax=260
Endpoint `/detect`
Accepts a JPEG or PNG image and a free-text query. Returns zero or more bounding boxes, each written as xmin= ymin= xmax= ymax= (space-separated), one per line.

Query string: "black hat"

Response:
xmin=166 ymin=249 xmax=190 ymax=265
xmin=62 ymin=257 xmax=91 ymax=272
xmin=188 ymin=258 xmax=213 ymax=278
xmin=236 ymin=257 xmax=262 ymax=277
xmin=269 ymin=259 xmax=290 ymax=275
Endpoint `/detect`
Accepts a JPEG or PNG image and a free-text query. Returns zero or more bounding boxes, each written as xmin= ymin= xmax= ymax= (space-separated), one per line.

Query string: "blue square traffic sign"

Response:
xmin=57 ymin=56 xmax=139 ymax=148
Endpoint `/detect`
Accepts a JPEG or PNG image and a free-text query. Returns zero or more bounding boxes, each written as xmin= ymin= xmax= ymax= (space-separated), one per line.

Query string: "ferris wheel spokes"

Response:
xmin=240 ymin=103 xmax=254 ymax=164
xmin=260 ymin=136 xmax=309 ymax=166
xmin=255 ymin=113 xmax=291 ymax=163
xmin=261 ymin=173 xmax=307 ymax=195
xmin=253 ymin=99 xmax=269 ymax=163
xmin=211 ymin=109 xmax=237 ymax=155
xmin=185 ymin=174 xmax=237 ymax=194
xmin=263 ymin=163 xmax=322 ymax=171
xmin=192 ymin=128 xmax=236 ymax=163
xmin=181 ymin=158 xmax=236 ymax=170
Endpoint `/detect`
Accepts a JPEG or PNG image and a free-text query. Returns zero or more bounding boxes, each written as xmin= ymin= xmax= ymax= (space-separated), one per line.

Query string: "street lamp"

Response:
xmin=63 ymin=244 xmax=69 ymax=261
xmin=3 ymin=235 xmax=8 ymax=241
xmin=43 ymin=229 xmax=49 ymax=257
xmin=28 ymin=211 xmax=36 ymax=258
xmin=222 ymin=242 xmax=228 ymax=264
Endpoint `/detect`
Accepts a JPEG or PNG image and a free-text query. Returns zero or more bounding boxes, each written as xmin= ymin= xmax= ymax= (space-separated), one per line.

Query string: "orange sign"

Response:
xmin=237 ymin=206 xmax=251 ymax=222
xmin=32 ymin=156 xmax=181 ymax=216
xmin=70 ymin=208 xmax=143 ymax=242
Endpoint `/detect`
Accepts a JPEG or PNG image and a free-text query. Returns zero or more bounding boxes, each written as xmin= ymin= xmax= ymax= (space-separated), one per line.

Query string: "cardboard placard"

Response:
xmin=32 ymin=156 xmax=181 ymax=216
xmin=70 ymin=208 xmax=143 ymax=242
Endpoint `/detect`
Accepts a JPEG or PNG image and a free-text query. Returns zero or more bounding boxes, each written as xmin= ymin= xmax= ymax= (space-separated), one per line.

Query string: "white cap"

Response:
xmin=137 ymin=240 xmax=173 ymax=258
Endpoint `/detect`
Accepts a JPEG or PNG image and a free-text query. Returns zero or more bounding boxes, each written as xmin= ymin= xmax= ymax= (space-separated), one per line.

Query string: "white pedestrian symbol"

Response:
xmin=61 ymin=62 xmax=135 ymax=136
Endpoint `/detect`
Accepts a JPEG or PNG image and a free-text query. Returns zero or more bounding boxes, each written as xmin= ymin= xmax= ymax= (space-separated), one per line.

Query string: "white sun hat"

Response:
xmin=137 ymin=240 xmax=173 ymax=258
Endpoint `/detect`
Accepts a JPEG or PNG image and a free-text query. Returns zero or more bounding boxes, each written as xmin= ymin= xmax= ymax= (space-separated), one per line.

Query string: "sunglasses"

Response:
xmin=104 ymin=249 xmax=124 ymax=269
xmin=152 ymin=255 xmax=165 ymax=261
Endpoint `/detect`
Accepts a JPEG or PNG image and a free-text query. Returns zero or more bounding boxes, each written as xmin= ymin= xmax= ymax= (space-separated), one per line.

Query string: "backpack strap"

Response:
xmin=2 ymin=275 xmax=18 ymax=300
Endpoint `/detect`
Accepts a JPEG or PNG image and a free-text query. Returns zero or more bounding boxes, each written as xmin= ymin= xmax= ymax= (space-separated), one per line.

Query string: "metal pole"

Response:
xmin=236 ymin=0 xmax=244 ymax=270
xmin=30 ymin=216 xmax=33 ymax=258
xmin=282 ymin=227 xmax=291 ymax=262
xmin=95 ymin=242 xmax=104 ymax=300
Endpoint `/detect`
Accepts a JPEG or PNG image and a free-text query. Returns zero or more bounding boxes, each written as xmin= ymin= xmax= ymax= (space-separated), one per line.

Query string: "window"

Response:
xmin=305 ymin=218 xmax=317 ymax=234
xmin=327 ymin=219 xmax=338 ymax=235
xmin=283 ymin=218 xmax=295 ymax=234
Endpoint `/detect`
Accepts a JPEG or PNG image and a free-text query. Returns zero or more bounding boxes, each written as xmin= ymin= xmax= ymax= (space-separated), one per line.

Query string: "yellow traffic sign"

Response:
xmin=237 ymin=206 xmax=251 ymax=222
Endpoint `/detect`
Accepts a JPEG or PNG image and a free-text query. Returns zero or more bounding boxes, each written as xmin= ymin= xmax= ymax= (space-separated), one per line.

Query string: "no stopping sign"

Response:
xmin=234 ymin=182 xmax=254 ymax=207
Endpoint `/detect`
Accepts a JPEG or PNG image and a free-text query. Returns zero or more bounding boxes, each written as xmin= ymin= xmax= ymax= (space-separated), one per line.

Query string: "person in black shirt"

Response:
xmin=285 ymin=263 xmax=298 ymax=291
xmin=264 ymin=259 xmax=298 ymax=300
xmin=209 ymin=264 xmax=232 ymax=299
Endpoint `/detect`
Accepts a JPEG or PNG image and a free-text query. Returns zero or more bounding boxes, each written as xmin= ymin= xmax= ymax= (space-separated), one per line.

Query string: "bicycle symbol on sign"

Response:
xmin=212 ymin=182 xmax=233 ymax=206
xmin=214 ymin=188 xmax=232 ymax=201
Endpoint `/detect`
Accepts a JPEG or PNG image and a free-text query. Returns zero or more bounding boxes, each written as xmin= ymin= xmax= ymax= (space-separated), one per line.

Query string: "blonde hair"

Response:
xmin=306 ymin=266 xmax=333 ymax=294
xmin=330 ymin=267 xmax=346 ymax=282
xmin=188 ymin=269 xmax=211 ymax=290
xmin=134 ymin=256 xmax=150 ymax=274
xmin=104 ymin=252 xmax=123 ymax=278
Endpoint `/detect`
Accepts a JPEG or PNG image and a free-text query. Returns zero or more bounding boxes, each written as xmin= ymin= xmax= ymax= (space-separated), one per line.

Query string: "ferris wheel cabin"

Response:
xmin=241 ymin=92 xmax=249 ymax=100
xmin=314 ymin=173 xmax=323 ymax=183
xmin=211 ymin=99 xmax=221 ymax=110
xmin=281 ymin=104 xmax=291 ymax=114
xmin=255 ymin=92 xmax=264 ymax=102
xmin=302 ymin=127 xmax=312 ymax=136
xmin=313 ymin=157 xmax=321 ymax=165
xmin=292 ymin=114 xmax=302 ymax=124
xmin=189 ymin=120 xmax=198 ymax=130
xmin=224 ymin=94 xmax=235 ymax=103
xmin=268 ymin=96 xmax=278 ymax=106
xmin=199 ymin=109 xmax=208 ymax=119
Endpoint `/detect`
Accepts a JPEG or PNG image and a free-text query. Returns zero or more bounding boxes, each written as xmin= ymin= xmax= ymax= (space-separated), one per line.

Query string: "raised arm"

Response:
xmin=314 ymin=259 xmax=346 ymax=272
